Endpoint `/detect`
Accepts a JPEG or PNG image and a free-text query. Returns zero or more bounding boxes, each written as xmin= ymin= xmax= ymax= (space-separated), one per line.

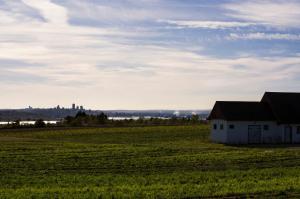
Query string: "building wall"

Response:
xmin=261 ymin=123 xmax=283 ymax=144
xmin=259 ymin=124 xmax=300 ymax=144
xmin=211 ymin=120 xmax=284 ymax=144
xmin=289 ymin=125 xmax=300 ymax=143
xmin=210 ymin=119 xmax=227 ymax=143
xmin=227 ymin=121 xmax=284 ymax=144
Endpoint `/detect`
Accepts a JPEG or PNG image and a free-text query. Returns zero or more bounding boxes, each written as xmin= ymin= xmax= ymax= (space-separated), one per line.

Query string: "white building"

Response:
xmin=208 ymin=92 xmax=300 ymax=144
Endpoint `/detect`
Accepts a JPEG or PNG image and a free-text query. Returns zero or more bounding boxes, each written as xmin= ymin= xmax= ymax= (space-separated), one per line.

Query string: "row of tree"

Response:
xmin=64 ymin=111 xmax=108 ymax=126
xmin=2 ymin=119 xmax=47 ymax=129
xmin=0 ymin=111 xmax=206 ymax=129
xmin=63 ymin=111 xmax=204 ymax=127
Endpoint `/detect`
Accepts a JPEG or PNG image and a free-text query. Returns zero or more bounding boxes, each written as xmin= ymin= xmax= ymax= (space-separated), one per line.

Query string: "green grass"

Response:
xmin=1 ymin=125 xmax=300 ymax=198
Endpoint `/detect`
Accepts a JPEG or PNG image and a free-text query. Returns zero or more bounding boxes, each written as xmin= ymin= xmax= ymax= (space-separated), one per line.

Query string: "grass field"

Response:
xmin=1 ymin=125 xmax=300 ymax=198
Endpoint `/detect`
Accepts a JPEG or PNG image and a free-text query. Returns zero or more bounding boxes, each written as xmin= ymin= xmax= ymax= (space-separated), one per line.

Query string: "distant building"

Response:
xmin=72 ymin=103 xmax=75 ymax=109
xmin=208 ymin=92 xmax=300 ymax=144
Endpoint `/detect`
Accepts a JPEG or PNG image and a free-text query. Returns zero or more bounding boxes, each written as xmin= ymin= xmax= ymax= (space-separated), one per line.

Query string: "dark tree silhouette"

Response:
xmin=75 ymin=111 xmax=87 ymax=118
xmin=96 ymin=112 xmax=108 ymax=124
xmin=35 ymin=119 xmax=46 ymax=128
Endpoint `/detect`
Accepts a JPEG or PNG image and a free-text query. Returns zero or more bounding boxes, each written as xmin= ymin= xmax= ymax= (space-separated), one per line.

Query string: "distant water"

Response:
xmin=0 ymin=117 xmax=171 ymax=125
xmin=0 ymin=121 xmax=58 ymax=125
xmin=108 ymin=116 xmax=170 ymax=120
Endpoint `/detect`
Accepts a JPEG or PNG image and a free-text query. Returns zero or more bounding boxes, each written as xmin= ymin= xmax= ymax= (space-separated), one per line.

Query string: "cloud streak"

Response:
xmin=0 ymin=0 xmax=299 ymax=109
xmin=160 ymin=20 xmax=258 ymax=29
xmin=22 ymin=0 xmax=68 ymax=25
xmin=223 ymin=0 xmax=300 ymax=28
xmin=228 ymin=33 xmax=300 ymax=40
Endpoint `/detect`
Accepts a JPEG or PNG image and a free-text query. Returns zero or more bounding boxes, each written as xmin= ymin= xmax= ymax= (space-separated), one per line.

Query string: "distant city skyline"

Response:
xmin=24 ymin=103 xmax=85 ymax=110
xmin=0 ymin=0 xmax=299 ymax=109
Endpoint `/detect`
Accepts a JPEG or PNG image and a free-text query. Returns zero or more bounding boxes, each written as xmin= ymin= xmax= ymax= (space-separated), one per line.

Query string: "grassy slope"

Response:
xmin=0 ymin=125 xmax=300 ymax=198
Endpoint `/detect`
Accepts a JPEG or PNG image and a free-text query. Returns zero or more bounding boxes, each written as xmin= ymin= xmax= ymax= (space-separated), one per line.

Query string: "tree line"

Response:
xmin=0 ymin=111 xmax=206 ymax=129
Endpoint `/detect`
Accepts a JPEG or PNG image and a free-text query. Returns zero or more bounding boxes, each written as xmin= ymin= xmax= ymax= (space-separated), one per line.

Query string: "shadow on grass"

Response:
xmin=199 ymin=189 xmax=300 ymax=199
xmin=225 ymin=143 xmax=300 ymax=149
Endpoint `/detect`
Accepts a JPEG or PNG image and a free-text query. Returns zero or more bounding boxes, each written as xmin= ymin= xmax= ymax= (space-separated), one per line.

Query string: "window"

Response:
xmin=213 ymin=124 xmax=217 ymax=130
xmin=220 ymin=124 xmax=224 ymax=130
xmin=297 ymin=126 xmax=300 ymax=134
xmin=229 ymin=124 xmax=235 ymax=129
xmin=263 ymin=125 xmax=269 ymax=131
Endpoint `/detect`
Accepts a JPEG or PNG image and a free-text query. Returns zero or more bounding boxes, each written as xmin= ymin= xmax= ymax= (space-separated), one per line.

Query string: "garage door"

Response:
xmin=248 ymin=125 xmax=262 ymax=144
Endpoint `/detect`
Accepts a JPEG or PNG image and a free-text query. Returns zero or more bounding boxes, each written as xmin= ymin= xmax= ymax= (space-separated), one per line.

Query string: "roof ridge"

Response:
xmin=265 ymin=91 xmax=300 ymax=94
xmin=215 ymin=101 xmax=260 ymax=103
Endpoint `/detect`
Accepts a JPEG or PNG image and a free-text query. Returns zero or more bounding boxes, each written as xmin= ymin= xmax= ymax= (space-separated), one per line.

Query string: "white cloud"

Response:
xmin=228 ymin=33 xmax=300 ymax=40
xmin=63 ymin=0 xmax=181 ymax=23
xmin=223 ymin=0 xmax=300 ymax=28
xmin=0 ymin=1 xmax=42 ymax=24
xmin=161 ymin=20 xmax=257 ymax=29
xmin=22 ymin=0 xmax=68 ymax=25
xmin=0 ymin=0 xmax=300 ymax=109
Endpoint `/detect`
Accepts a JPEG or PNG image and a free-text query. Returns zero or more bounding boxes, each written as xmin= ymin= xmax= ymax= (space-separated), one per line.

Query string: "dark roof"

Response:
xmin=261 ymin=92 xmax=300 ymax=124
xmin=207 ymin=101 xmax=275 ymax=121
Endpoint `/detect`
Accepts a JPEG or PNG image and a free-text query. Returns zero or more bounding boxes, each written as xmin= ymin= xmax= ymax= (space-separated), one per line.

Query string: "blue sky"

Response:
xmin=0 ymin=0 xmax=300 ymax=109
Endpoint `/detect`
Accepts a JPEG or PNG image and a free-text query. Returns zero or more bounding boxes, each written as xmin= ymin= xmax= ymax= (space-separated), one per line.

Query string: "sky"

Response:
xmin=0 ymin=0 xmax=300 ymax=110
